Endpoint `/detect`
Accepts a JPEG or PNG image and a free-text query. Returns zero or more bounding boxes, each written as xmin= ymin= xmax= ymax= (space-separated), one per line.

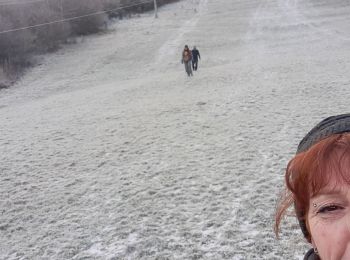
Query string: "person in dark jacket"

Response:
xmin=275 ymin=114 xmax=350 ymax=260
xmin=191 ymin=46 xmax=201 ymax=71
xmin=181 ymin=45 xmax=193 ymax=76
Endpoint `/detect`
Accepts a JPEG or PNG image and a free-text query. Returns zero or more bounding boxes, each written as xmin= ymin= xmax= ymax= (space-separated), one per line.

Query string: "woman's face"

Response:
xmin=308 ymin=179 xmax=350 ymax=260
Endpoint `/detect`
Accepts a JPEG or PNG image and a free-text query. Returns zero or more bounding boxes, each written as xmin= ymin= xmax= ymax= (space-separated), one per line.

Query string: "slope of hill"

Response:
xmin=1 ymin=0 xmax=350 ymax=259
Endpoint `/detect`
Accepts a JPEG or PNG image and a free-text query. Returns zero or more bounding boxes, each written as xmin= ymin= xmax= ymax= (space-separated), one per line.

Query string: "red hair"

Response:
xmin=275 ymin=133 xmax=350 ymax=242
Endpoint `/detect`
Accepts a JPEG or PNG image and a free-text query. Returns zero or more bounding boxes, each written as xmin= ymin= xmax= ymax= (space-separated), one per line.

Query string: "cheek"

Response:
xmin=309 ymin=219 xmax=335 ymax=250
xmin=311 ymin=221 xmax=329 ymax=240
xmin=309 ymin=218 xmax=350 ymax=258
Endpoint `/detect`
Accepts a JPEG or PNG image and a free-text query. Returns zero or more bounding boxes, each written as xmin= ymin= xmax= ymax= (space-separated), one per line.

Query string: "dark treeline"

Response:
xmin=0 ymin=0 xmax=179 ymax=88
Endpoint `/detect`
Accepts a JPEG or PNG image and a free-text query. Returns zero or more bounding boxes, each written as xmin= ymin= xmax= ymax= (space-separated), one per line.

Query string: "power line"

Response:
xmin=0 ymin=0 xmax=154 ymax=35
xmin=0 ymin=0 xmax=47 ymax=6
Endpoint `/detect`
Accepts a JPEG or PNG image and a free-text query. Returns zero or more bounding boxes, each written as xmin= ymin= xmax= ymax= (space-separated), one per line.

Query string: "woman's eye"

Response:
xmin=317 ymin=205 xmax=343 ymax=214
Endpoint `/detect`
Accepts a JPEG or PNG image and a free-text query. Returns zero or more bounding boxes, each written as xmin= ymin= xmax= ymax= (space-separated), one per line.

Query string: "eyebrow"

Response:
xmin=312 ymin=189 xmax=346 ymax=199
xmin=318 ymin=189 xmax=342 ymax=195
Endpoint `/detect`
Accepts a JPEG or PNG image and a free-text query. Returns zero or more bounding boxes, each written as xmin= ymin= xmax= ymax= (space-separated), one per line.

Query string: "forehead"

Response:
xmin=312 ymin=153 xmax=350 ymax=195
xmin=316 ymin=180 xmax=350 ymax=196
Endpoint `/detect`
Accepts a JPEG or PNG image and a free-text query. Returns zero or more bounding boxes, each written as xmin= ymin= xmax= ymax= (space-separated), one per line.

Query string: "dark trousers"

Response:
xmin=192 ymin=60 xmax=198 ymax=71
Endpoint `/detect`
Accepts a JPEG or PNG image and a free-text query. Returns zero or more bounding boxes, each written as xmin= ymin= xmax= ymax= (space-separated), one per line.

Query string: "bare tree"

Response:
xmin=0 ymin=0 xmax=180 ymax=87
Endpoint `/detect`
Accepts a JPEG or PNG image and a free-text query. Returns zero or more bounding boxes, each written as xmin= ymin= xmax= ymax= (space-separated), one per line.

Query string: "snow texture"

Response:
xmin=1 ymin=0 xmax=350 ymax=259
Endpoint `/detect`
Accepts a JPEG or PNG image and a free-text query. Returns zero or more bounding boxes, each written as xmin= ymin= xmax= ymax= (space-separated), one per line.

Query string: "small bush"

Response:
xmin=63 ymin=0 xmax=106 ymax=35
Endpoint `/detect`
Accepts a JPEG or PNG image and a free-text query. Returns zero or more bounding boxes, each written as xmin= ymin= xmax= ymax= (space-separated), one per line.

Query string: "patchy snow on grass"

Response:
xmin=1 ymin=0 xmax=350 ymax=259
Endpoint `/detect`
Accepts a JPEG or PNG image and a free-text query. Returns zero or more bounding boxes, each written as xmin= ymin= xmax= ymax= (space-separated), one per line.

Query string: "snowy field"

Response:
xmin=1 ymin=0 xmax=350 ymax=259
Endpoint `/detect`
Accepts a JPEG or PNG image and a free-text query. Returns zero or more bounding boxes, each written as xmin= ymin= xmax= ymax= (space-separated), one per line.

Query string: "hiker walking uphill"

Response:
xmin=191 ymin=46 xmax=201 ymax=71
xmin=181 ymin=45 xmax=193 ymax=77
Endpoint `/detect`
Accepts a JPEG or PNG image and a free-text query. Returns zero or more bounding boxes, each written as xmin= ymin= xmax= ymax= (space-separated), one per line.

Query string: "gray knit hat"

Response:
xmin=296 ymin=113 xmax=350 ymax=239
xmin=297 ymin=114 xmax=350 ymax=153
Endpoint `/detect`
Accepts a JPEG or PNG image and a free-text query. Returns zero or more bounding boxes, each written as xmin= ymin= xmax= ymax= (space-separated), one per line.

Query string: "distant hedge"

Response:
xmin=0 ymin=0 xmax=180 ymax=86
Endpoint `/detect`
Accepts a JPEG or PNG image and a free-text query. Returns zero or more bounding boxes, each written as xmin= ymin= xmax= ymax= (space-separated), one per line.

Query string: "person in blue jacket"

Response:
xmin=191 ymin=46 xmax=201 ymax=71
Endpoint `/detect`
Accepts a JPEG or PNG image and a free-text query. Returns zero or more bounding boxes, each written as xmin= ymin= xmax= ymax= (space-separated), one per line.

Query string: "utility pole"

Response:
xmin=154 ymin=0 xmax=158 ymax=18
xmin=59 ymin=0 xmax=64 ymax=33
xmin=59 ymin=0 xmax=64 ymax=20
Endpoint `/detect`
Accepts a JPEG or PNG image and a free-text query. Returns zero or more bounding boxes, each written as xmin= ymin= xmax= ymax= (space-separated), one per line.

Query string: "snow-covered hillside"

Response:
xmin=1 ymin=0 xmax=350 ymax=259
